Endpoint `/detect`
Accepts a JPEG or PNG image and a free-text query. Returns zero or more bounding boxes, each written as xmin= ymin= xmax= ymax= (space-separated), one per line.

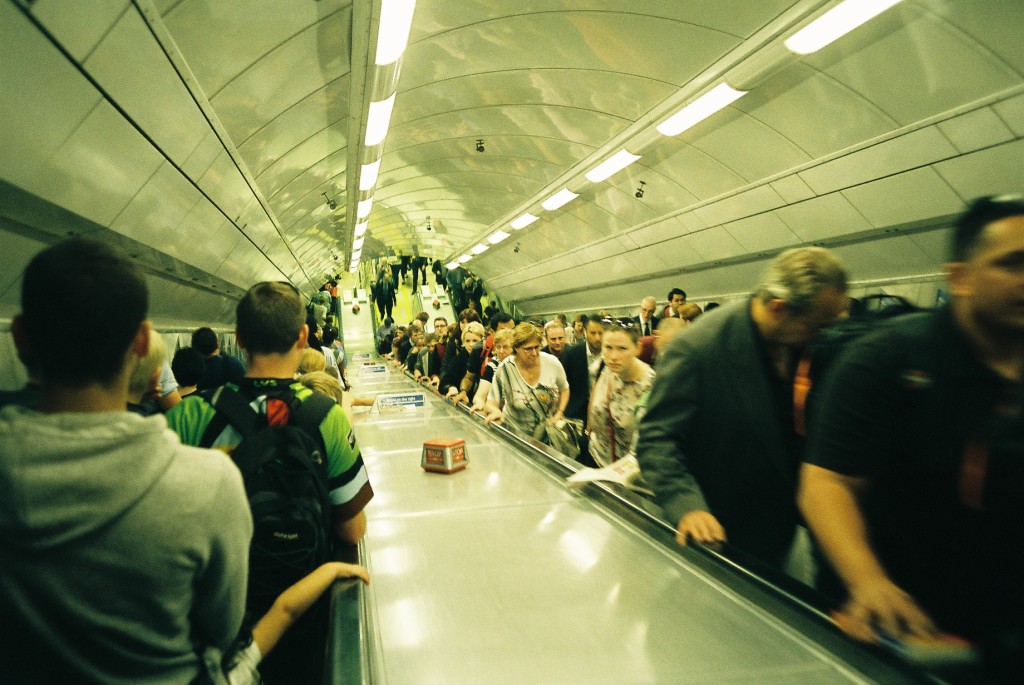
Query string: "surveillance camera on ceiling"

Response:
xmin=635 ymin=180 xmax=646 ymax=199
xmin=476 ymin=139 xmax=485 ymax=153
xmin=328 ymin=200 xmax=337 ymax=210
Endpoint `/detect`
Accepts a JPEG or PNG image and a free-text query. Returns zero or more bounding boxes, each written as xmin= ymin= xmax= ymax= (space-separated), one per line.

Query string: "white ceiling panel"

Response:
xmin=686 ymin=109 xmax=811 ymax=182
xmin=26 ymin=100 xmax=164 ymax=228
xmin=692 ymin=185 xmax=786 ymax=227
xmin=197 ymin=151 xmax=257 ymax=223
xmin=909 ymin=226 xmax=954 ymax=264
xmin=815 ymin=6 xmax=1019 ymax=127
xmin=832 ymin=234 xmax=939 ymax=280
xmin=841 ymin=167 xmax=964 ymax=229
xmin=769 ymin=174 xmax=815 ymax=204
xmin=240 ymin=80 xmax=350 ymax=176
xmin=924 ymin=0 xmax=1024 ymax=74
xmin=994 ymin=93 xmax=1024 ymax=136
xmin=30 ymin=0 xmax=128 ymax=63
xmin=738 ymin=65 xmax=895 ymax=159
xmin=85 ymin=7 xmax=209 ymax=165
xmin=798 ymin=126 xmax=958 ymax=196
xmin=403 ymin=10 xmax=740 ymax=91
xmin=724 ymin=213 xmax=802 ymax=253
xmin=776 ymin=193 xmax=873 ymax=243
xmin=180 ymin=130 xmax=225 ymax=181
xmin=644 ymin=144 xmax=746 ymax=202
xmin=684 ymin=226 xmax=747 ymax=262
xmin=171 ymin=201 xmax=247 ymax=276
xmin=210 ymin=24 xmax=351 ymax=143
xmin=936 ymin=107 xmax=1015 ymax=154
xmin=628 ymin=215 xmax=690 ymax=249
xmin=0 ymin=3 xmax=104 ymax=190
xmin=933 ymin=139 xmax=1024 ymax=202
xmin=109 ymin=163 xmax=201 ymax=249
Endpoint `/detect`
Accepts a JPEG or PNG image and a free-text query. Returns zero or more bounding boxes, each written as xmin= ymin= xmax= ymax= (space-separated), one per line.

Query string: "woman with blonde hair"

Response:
xmin=297 ymin=346 xmax=327 ymax=376
xmin=483 ymin=323 xmax=570 ymax=443
xmin=470 ymin=327 xmax=514 ymax=413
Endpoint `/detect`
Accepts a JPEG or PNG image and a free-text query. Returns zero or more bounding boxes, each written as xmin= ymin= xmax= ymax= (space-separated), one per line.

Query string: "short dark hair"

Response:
xmin=171 ymin=347 xmax=206 ymax=387
xmin=236 ymin=282 xmax=305 ymax=355
xmin=322 ymin=325 xmax=339 ymax=347
xmin=489 ymin=312 xmax=513 ymax=330
xmin=21 ymin=238 xmax=147 ymax=386
xmin=953 ymin=195 xmax=1024 ymax=261
xmin=190 ymin=327 xmax=219 ymax=356
xmin=668 ymin=288 xmax=687 ymax=301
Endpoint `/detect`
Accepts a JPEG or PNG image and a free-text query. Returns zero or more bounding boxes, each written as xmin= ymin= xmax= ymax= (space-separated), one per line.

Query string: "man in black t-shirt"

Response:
xmin=800 ymin=196 xmax=1024 ymax=667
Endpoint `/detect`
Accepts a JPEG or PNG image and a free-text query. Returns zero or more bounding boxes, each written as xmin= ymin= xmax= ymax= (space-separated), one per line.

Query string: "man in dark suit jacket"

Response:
xmin=559 ymin=314 xmax=604 ymax=422
xmin=637 ymin=247 xmax=848 ymax=570
xmin=634 ymin=295 xmax=660 ymax=337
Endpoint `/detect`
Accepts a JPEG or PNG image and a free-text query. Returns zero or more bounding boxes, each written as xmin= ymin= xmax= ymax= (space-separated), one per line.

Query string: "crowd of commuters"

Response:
xmin=377 ymin=196 xmax=1024 ymax=678
xmin=2 ymin=196 xmax=1022 ymax=681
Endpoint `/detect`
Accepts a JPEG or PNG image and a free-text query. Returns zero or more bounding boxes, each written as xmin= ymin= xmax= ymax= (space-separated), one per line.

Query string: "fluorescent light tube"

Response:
xmin=353 ymin=237 xmax=364 ymax=250
xmin=357 ymin=197 xmax=373 ymax=219
xmin=541 ymin=188 xmax=578 ymax=211
xmin=376 ymin=0 xmax=416 ymax=65
xmin=351 ymin=250 xmax=362 ymax=260
xmin=471 ymin=243 xmax=488 ymax=255
xmin=446 ymin=261 xmax=459 ymax=269
xmin=585 ymin=149 xmax=640 ymax=183
xmin=488 ymin=230 xmax=511 ymax=244
xmin=510 ymin=213 xmax=539 ymax=230
xmin=785 ymin=0 xmax=903 ymax=55
xmin=354 ymin=222 xmax=368 ymax=237
xmin=360 ymin=160 xmax=380 ymax=191
xmin=365 ymin=94 xmax=396 ymax=147
xmin=458 ymin=254 xmax=471 ymax=263
xmin=656 ymin=83 xmax=746 ymax=137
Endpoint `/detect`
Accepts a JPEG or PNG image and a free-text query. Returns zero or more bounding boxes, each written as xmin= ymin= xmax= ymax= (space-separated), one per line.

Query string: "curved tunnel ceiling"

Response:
xmin=1 ymin=0 xmax=1022 ymax=317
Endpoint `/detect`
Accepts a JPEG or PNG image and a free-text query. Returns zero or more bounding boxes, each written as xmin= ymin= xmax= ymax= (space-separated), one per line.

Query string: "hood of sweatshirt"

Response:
xmin=0 ymin=405 xmax=181 ymax=550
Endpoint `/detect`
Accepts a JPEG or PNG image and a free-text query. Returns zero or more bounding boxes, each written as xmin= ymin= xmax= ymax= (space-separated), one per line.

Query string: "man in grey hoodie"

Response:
xmin=0 ymin=238 xmax=252 ymax=684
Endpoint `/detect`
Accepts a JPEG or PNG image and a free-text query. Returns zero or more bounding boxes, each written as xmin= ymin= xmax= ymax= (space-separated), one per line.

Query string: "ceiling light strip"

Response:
xmin=360 ymin=160 xmax=381 ymax=190
xmin=365 ymin=94 xmax=397 ymax=147
xmin=510 ymin=213 xmax=539 ymax=230
xmin=357 ymin=197 xmax=373 ymax=219
xmin=488 ymin=230 xmax=511 ymax=244
xmin=541 ymin=188 xmax=578 ymax=211
xmin=656 ymin=83 xmax=747 ymax=137
xmin=376 ymin=0 xmax=417 ymax=65
xmin=585 ymin=149 xmax=641 ymax=183
xmin=785 ymin=0 xmax=903 ymax=55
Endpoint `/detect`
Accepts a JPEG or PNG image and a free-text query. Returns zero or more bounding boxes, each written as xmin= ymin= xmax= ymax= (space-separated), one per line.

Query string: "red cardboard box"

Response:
xmin=422 ymin=437 xmax=467 ymax=473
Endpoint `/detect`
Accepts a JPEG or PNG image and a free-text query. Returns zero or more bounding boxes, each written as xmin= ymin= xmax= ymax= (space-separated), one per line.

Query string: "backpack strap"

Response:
xmin=210 ymin=385 xmax=262 ymax=440
xmin=290 ymin=389 xmax=337 ymax=438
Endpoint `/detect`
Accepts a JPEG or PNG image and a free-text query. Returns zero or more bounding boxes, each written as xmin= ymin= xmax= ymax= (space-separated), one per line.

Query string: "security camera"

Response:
xmin=514 ymin=243 xmax=521 ymax=253
xmin=328 ymin=200 xmax=337 ymax=210
xmin=635 ymin=181 xmax=646 ymax=199
xmin=476 ymin=139 xmax=485 ymax=153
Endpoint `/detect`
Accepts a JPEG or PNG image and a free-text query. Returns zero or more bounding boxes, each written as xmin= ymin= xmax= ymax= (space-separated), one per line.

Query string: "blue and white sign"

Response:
xmin=372 ymin=391 xmax=427 ymax=413
xmin=357 ymin=363 xmax=387 ymax=376
xmin=352 ymin=353 xmax=372 ymax=362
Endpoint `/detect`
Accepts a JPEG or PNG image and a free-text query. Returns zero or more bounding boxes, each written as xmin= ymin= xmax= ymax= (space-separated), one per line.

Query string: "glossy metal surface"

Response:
xmin=351 ymin=371 xmax=920 ymax=685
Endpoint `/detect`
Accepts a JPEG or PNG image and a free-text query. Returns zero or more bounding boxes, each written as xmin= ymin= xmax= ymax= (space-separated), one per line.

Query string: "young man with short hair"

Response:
xmin=167 ymin=280 xmax=373 ymax=685
xmin=0 ymin=238 xmax=250 ymax=684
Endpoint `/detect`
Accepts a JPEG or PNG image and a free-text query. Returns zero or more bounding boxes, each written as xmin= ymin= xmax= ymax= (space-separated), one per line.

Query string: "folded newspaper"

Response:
xmin=566 ymin=455 xmax=653 ymax=495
